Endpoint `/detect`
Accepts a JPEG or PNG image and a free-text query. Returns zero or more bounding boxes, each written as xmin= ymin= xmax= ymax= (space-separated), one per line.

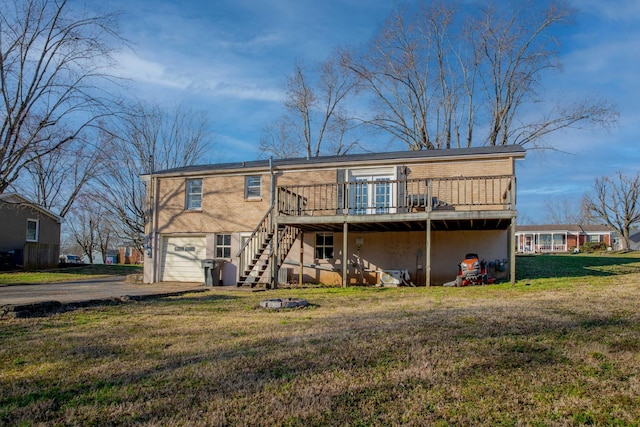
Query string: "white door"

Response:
xmin=160 ymin=236 xmax=206 ymax=282
xmin=349 ymin=175 xmax=395 ymax=214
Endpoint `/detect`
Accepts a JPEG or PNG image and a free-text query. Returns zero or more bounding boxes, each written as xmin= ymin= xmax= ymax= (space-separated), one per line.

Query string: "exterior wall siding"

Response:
xmin=0 ymin=200 xmax=61 ymax=269
xmin=156 ymin=175 xmax=271 ymax=234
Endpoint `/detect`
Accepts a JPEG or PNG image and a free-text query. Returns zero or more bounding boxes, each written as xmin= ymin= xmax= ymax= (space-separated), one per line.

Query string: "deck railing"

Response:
xmin=277 ymin=175 xmax=514 ymax=216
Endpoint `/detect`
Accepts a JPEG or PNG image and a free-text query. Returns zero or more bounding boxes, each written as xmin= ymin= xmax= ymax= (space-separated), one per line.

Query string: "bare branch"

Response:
xmin=583 ymin=172 xmax=640 ymax=250
xmin=0 ymin=0 xmax=123 ymax=192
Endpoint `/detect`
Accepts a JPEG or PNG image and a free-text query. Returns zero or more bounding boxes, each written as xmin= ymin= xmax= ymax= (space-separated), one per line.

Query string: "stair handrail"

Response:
xmin=235 ymin=205 xmax=273 ymax=258
xmin=276 ymin=225 xmax=301 ymax=264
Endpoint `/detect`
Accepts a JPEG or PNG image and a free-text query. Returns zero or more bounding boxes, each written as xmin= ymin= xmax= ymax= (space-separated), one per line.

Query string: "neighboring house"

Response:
xmin=143 ymin=146 xmax=526 ymax=287
xmin=118 ymin=244 xmax=143 ymax=265
xmin=0 ymin=193 xmax=62 ymax=270
xmin=629 ymin=231 xmax=640 ymax=251
xmin=83 ymin=250 xmax=119 ymax=264
xmin=515 ymin=224 xmax=616 ymax=253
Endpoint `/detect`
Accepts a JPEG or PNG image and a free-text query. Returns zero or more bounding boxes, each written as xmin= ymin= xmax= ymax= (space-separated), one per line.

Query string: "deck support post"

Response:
xmin=509 ymin=216 xmax=516 ymax=286
xmin=426 ymin=217 xmax=431 ymax=287
xmin=272 ymin=222 xmax=279 ymax=290
xmin=298 ymin=231 xmax=304 ymax=286
xmin=342 ymin=222 xmax=348 ymax=287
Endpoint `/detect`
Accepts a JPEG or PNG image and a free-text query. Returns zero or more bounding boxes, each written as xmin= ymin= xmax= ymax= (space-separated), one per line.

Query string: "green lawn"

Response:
xmin=1 ymin=254 xmax=639 ymax=425
xmin=0 ymin=264 xmax=143 ymax=285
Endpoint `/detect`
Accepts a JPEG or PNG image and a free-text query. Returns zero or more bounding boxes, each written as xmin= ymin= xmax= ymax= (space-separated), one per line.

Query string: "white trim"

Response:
xmin=26 ymin=218 xmax=39 ymax=242
xmin=245 ymin=175 xmax=262 ymax=199
xmin=215 ymin=233 xmax=232 ymax=258
xmin=347 ymin=167 xmax=397 ymax=215
xmin=185 ymin=178 xmax=203 ymax=210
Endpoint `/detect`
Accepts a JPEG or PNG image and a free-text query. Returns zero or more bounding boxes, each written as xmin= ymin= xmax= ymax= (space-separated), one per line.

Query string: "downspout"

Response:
xmin=269 ymin=156 xmax=275 ymax=208
xmin=152 ymin=173 xmax=159 ymax=283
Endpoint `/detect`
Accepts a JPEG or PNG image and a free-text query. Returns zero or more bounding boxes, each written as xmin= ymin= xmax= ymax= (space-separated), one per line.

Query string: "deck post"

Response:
xmin=425 ymin=217 xmax=431 ymax=287
xmin=342 ymin=222 xmax=348 ymax=287
xmin=509 ymin=216 xmax=516 ymax=286
xmin=272 ymin=222 xmax=279 ymax=290
xmin=299 ymin=231 xmax=304 ymax=286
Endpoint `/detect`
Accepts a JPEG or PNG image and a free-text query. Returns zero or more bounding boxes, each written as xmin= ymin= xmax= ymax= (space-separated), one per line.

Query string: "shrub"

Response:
xmin=580 ymin=242 xmax=608 ymax=253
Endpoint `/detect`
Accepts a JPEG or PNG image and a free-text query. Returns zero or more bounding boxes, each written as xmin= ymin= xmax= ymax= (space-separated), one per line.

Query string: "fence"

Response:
xmin=23 ymin=243 xmax=59 ymax=270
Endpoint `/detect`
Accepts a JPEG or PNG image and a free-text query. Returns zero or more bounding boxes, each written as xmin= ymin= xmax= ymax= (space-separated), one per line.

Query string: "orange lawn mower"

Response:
xmin=454 ymin=253 xmax=496 ymax=287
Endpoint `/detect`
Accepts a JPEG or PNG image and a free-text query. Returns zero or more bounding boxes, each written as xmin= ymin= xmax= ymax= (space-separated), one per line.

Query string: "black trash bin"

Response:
xmin=201 ymin=259 xmax=215 ymax=286
xmin=210 ymin=258 xmax=227 ymax=286
xmin=202 ymin=259 xmax=226 ymax=286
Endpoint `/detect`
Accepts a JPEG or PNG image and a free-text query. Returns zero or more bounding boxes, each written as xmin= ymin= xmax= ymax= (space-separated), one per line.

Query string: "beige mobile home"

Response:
xmin=143 ymin=146 xmax=526 ymax=287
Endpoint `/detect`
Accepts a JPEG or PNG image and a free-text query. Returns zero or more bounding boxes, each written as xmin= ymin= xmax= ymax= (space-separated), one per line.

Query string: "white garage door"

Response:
xmin=160 ymin=236 xmax=206 ymax=282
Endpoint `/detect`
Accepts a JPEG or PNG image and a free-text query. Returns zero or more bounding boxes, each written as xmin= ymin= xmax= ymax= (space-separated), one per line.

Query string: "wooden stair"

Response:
xmin=236 ymin=206 xmax=300 ymax=288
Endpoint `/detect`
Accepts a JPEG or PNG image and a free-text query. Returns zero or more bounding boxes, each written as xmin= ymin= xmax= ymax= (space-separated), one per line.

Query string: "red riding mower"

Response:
xmin=455 ymin=253 xmax=495 ymax=286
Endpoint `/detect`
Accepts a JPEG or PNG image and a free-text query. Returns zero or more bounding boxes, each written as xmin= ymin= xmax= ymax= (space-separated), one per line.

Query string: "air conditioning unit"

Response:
xmin=278 ymin=267 xmax=292 ymax=285
xmin=379 ymin=270 xmax=402 ymax=286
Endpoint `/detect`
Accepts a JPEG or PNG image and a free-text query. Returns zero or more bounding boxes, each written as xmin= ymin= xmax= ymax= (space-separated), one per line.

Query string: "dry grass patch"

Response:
xmin=1 ymin=274 xmax=639 ymax=425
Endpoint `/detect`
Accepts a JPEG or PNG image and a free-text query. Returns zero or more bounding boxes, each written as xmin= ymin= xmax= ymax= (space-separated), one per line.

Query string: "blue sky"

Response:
xmin=91 ymin=0 xmax=639 ymax=224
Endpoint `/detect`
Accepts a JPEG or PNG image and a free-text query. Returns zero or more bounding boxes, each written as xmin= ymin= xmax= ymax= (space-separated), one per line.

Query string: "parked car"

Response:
xmin=60 ymin=254 xmax=81 ymax=264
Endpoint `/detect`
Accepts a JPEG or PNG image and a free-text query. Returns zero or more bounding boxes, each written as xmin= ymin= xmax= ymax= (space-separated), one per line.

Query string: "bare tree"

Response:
xmin=260 ymin=56 xmax=360 ymax=159
xmin=95 ymin=208 xmax=115 ymax=264
xmin=0 ymin=0 xmax=122 ymax=193
xmin=543 ymin=196 xmax=584 ymax=224
xmin=66 ymin=197 xmax=98 ymax=264
xmin=11 ymin=128 xmax=109 ymax=217
xmin=474 ymin=1 xmax=617 ymax=148
xmin=342 ymin=0 xmax=617 ymax=150
xmin=341 ymin=6 xmax=440 ymax=150
xmin=583 ymin=172 xmax=640 ymax=250
xmin=99 ymin=102 xmax=212 ymax=254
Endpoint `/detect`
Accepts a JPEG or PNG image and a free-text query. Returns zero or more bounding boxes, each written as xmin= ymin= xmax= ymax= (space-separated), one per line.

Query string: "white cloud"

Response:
xmin=575 ymin=0 xmax=640 ymax=22
xmin=113 ymin=51 xmax=191 ymax=90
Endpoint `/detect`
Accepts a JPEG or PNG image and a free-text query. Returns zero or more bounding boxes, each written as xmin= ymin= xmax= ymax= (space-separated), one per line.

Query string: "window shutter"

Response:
xmin=336 ymin=169 xmax=346 ymax=214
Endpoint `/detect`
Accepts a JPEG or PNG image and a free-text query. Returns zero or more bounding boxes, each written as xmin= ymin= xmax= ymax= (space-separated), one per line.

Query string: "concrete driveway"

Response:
xmin=0 ymin=277 xmax=208 ymax=317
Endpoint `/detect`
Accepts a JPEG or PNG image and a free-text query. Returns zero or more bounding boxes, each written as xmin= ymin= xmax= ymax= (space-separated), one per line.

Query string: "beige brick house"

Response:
xmin=143 ymin=145 xmax=526 ymax=286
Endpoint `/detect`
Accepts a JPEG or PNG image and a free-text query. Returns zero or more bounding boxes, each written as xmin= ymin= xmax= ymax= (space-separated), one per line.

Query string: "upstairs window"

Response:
xmin=216 ymin=234 xmax=231 ymax=258
xmin=245 ymin=175 xmax=261 ymax=199
xmin=186 ymin=178 xmax=203 ymax=210
xmin=26 ymin=219 xmax=39 ymax=242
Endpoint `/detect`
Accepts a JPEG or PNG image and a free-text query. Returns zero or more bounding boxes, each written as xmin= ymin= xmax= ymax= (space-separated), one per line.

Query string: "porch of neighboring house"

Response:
xmin=516 ymin=232 xmax=576 ymax=253
xmin=236 ymin=174 xmax=517 ymax=287
xmin=515 ymin=224 xmax=614 ymax=253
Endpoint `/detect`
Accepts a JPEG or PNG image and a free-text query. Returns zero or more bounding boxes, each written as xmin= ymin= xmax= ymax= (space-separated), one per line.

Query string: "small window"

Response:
xmin=245 ymin=175 xmax=261 ymax=199
xmin=186 ymin=178 xmax=203 ymax=210
xmin=216 ymin=234 xmax=232 ymax=258
xmin=315 ymin=233 xmax=334 ymax=260
xmin=26 ymin=219 xmax=39 ymax=242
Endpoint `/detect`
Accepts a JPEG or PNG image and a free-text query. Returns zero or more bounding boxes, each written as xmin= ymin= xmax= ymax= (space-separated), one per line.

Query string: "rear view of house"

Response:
xmin=143 ymin=146 xmax=526 ymax=287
